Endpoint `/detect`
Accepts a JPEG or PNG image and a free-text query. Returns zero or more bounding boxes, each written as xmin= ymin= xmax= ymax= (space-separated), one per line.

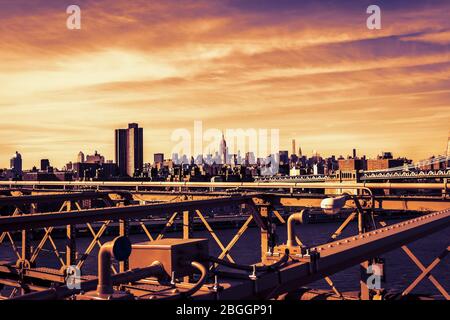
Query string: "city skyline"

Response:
xmin=3 ymin=127 xmax=450 ymax=171
xmin=1 ymin=0 xmax=450 ymax=168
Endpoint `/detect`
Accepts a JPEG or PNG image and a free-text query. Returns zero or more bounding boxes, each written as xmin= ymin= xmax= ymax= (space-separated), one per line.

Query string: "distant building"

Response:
xmin=245 ymin=152 xmax=256 ymax=166
xmin=279 ymin=150 xmax=289 ymax=175
xmin=85 ymin=151 xmax=105 ymax=164
xmin=66 ymin=161 xmax=118 ymax=180
xmin=367 ymin=152 xmax=405 ymax=171
xmin=338 ymin=159 xmax=367 ymax=171
xmin=10 ymin=151 xmax=22 ymax=177
xmin=219 ymin=133 xmax=228 ymax=164
xmin=40 ymin=159 xmax=50 ymax=171
xmin=77 ymin=151 xmax=85 ymax=163
xmin=279 ymin=150 xmax=289 ymax=165
xmin=115 ymin=123 xmax=144 ymax=177
xmin=23 ymin=171 xmax=72 ymax=181
xmin=154 ymin=153 xmax=164 ymax=164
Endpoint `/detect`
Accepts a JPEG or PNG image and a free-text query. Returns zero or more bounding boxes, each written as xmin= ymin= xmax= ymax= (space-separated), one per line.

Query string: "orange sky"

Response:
xmin=0 ymin=0 xmax=449 ymax=168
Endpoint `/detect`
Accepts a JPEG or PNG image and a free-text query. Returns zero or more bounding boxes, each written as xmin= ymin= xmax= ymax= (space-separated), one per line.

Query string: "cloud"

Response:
xmin=0 ymin=0 xmax=449 ymax=168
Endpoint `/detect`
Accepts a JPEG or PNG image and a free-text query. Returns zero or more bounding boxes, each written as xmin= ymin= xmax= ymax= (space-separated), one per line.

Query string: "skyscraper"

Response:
xmin=40 ymin=159 xmax=50 ymax=171
xmin=292 ymin=139 xmax=296 ymax=156
xmin=115 ymin=123 xmax=143 ymax=177
xmin=10 ymin=151 xmax=22 ymax=176
xmin=219 ymin=133 xmax=228 ymax=164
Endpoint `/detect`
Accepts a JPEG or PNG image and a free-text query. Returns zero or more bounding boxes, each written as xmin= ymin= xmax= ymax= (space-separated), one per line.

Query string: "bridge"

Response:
xmin=254 ymin=169 xmax=450 ymax=183
xmin=0 ymin=180 xmax=448 ymax=300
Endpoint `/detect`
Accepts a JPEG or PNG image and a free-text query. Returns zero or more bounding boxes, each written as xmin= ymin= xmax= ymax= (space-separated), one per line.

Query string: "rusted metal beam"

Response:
xmin=0 ymin=191 xmax=122 ymax=206
xmin=0 ymin=180 xmax=446 ymax=190
xmin=402 ymin=246 xmax=449 ymax=297
xmin=0 ymin=196 xmax=257 ymax=233
xmin=195 ymin=208 xmax=450 ymax=300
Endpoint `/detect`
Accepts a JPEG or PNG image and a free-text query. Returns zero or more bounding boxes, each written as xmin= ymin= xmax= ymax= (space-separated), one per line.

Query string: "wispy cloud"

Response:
xmin=0 ymin=0 xmax=449 ymax=167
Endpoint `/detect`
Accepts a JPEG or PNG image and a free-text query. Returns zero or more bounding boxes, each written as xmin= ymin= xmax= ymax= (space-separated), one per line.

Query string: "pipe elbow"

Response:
xmin=287 ymin=209 xmax=308 ymax=247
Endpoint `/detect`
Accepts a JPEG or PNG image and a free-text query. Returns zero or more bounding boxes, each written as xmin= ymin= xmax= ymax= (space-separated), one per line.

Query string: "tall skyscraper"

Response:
xmin=219 ymin=133 xmax=228 ymax=164
xmin=40 ymin=159 xmax=50 ymax=171
xmin=10 ymin=151 xmax=22 ymax=176
xmin=115 ymin=123 xmax=143 ymax=177
xmin=292 ymin=139 xmax=296 ymax=156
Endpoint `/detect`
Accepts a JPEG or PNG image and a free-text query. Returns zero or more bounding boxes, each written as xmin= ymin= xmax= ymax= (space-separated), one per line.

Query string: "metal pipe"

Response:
xmin=183 ymin=261 xmax=207 ymax=297
xmin=9 ymin=262 xmax=164 ymax=300
xmin=155 ymin=261 xmax=208 ymax=300
xmin=287 ymin=209 xmax=309 ymax=247
xmin=96 ymin=236 xmax=132 ymax=296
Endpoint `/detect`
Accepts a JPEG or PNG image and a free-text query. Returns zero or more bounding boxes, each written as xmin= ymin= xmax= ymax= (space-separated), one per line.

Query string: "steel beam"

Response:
xmin=194 ymin=208 xmax=450 ymax=300
xmin=0 ymin=180 xmax=446 ymax=190
xmin=0 ymin=196 xmax=256 ymax=233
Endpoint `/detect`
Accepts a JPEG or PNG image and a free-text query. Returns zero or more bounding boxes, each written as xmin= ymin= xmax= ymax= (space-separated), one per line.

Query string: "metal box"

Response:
xmin=129 ymin=238 xmax=209 ymax=278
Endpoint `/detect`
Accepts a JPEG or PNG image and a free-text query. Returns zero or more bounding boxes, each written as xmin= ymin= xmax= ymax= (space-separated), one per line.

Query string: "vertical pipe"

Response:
xmin=96 ymin=236 xmax=131 ymax=297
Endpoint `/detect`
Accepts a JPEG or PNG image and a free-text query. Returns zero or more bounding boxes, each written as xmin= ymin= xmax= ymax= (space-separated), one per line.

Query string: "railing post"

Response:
xmin=64 ymin=201 xmax=76 ymax=268
xmin=356 ymin=196 xmax=374 ymax=300
xmin=259 ymin=205 xmax=276 ymax=264
xmin=183 ymin=210 xmax=193 ymax=239
xmin=21 ymin=203 xmax=35 ymax=264
xmin=182 ymin=210 xmax=193 ymax=283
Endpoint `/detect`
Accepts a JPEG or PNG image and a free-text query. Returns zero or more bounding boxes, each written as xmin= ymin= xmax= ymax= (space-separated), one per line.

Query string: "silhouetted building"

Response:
xmin=77 ymin=151 xmax=85 ymax=163
xmin=279 ymin=151 xmax=289 ymax=165
xmin=40 ymin=159 xmax=50 ymax=171
xmin=154 ymin=153 xmax=164 ymax=164
xmin=86 ymin=151 xmax=105 ymax=164
xmin=115 ymin=123 xmax=144 ymax=177
xmin=10 ymin=151 xmax=22 ymax=177
xmin=67 ymin=161 xmax=118 ymax=180
xmin=219 ymin=133 xmax=228 ymax=164
xmin=279 ymin=150 xmax=289 ymax=175
xmin=23 ymin=171 xmax=72 ymax=181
